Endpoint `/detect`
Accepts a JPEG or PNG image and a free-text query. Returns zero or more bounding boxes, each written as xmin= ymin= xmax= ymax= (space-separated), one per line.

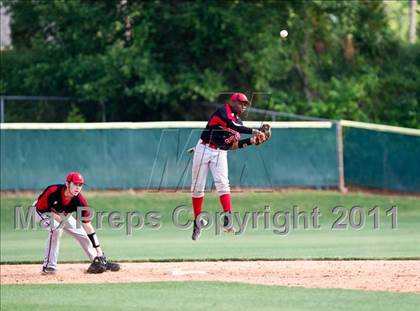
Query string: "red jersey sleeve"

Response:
xmin=77 ymin=193 xmax=91 ymax=223
xmin=35 ymin=186 xmax=59 ymax=212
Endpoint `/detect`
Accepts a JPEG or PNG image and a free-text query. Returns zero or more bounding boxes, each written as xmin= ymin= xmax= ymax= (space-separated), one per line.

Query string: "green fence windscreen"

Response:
xmin=1 ymin=127 xmax=339 ymax=191
xmin=343 ymin=127 xmax=420 ymax=193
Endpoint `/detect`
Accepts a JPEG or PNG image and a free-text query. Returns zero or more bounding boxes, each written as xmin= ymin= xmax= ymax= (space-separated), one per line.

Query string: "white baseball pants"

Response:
xmin=32 ymin=204 xmax=97 ymax=269
xmin=191 ymin=140 xmax=230 ymax=198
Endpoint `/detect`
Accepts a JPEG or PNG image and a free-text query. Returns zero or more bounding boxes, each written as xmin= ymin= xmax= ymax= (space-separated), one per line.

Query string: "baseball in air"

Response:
xmin=280 ymin=30 xmax=288 ymax=38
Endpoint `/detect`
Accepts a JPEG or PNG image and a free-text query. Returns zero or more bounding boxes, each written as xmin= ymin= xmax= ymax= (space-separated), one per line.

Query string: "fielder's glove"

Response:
xmin=86 ymin=255 xmax=120 ymax=273
xmin=87 ymin=256 xmax=106 ymax=274
xmin=254 ymin=124 xmax=271 ymax=145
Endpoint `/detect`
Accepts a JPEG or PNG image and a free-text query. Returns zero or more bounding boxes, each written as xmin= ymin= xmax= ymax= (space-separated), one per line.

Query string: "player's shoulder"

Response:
xmin=215 ymin=103 xmax=235 ymax=120
xmin=37 ymin=184 xmax=62 ymax=201
xmin=214 ymin=104 xmax=227 ymax=115
xmin=42 ymin=184 xmax=62 ymax=194
xmin=208 ymin=104 xmax=227 ymax=122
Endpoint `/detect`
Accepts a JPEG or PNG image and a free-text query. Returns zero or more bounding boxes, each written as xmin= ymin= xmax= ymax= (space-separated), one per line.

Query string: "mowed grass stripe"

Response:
xmin=1 ymin=282 xmax=419 ymax=311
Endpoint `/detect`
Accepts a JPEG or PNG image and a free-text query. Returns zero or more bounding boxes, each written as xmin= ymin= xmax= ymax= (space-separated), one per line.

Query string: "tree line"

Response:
xmin=1 ymin=0 xmax=418 ymax=128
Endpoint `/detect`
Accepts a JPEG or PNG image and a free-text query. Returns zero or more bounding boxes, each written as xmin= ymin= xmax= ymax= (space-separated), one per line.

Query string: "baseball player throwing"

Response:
xmin=191 ymin=92 xmax=271 ymax=240
xmin=32 ymin=172 xmax=120 ymax=274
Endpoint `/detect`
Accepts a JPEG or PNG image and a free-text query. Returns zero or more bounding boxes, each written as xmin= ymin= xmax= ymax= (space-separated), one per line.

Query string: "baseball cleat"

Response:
xmin=103 ymin=258 xmax=121 ymax=271
xmin=192 ymin=220 xmax=202 ymax=241
xmin=223 ymin=214 xmax=236 ymax=234
xmin=41 ymin=266 xmax=56 ymax=275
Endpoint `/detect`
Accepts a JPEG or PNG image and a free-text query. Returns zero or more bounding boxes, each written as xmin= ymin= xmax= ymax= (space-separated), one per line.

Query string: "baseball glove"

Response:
xmin=87 ymin=256 xmax=106 ymax=274
xmin=255 ymin=124 xmax=271 ymax=145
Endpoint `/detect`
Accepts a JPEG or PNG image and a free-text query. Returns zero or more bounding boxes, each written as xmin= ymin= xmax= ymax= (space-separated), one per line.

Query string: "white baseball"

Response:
xmin=280 ymin=30 xmax=288 ymax=38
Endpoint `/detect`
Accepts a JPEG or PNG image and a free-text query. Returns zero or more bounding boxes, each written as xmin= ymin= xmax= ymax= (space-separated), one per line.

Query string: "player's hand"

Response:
xmin=253 ymin=135 xmax=265 ymax=145
xmin=252 ymin=129 xmax=266 ymax=143
xmin=253 ymin=125 xmax=271 ymax=146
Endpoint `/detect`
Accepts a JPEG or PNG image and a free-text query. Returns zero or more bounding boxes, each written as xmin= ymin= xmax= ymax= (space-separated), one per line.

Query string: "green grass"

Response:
xmin=1 ymin=191 xmax=419 ymax=262
xmin=1 ymin=282 xmax=419 ymax=311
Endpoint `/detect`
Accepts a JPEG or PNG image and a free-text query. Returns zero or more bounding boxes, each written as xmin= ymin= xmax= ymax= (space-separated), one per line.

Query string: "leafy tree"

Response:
xmin=1 ymin=0 xmax=418 ymax=128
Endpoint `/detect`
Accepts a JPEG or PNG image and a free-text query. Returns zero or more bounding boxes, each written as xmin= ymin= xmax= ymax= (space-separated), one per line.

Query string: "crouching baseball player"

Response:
xmin=32 ymin=172 xmax=120 ymax=274
xmin=191 ymin=92 xmax=271 ymax=240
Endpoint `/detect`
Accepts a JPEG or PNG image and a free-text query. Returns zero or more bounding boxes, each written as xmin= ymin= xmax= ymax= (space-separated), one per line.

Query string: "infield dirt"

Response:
xmin=1 ymin=260 xmax=419 ymax=293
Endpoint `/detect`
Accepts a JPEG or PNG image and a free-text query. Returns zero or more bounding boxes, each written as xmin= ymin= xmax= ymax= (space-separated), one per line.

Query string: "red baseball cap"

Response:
xmin=66 ymin=172 xmax=85 ymax=184
xmin=230 ymin=92 xmax=249 ymax=104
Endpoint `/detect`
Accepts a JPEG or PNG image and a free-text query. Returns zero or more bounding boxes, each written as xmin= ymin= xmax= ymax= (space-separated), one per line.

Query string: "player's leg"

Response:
xmin=33 ymin=206 xmax=63 ymax=274
xmin=61 ymin=215 xmax=97 ymax=261
xmin=63 ymin=216 xmax=119 ymax=273
xmin=209 ymin=150 xmax=235 ymax=233
xmin=191 ymin=142 xmax=210 ymax=240
xmin=191 ymin=141 xmax=211 ymax=217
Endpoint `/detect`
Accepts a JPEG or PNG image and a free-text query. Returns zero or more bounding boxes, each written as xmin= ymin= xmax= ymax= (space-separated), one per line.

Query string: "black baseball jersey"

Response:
xmin=200 ymin=103 xmax=253 ymax=150
xmin=35 ymin=184 xmax=91 ymax=223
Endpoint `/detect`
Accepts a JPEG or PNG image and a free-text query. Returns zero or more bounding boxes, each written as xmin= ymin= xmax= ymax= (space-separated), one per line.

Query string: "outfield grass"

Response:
xmin=1 ymin=191 xmax=419 ymax=262
xmin=1 ymin=282 xmax=419 ymax=311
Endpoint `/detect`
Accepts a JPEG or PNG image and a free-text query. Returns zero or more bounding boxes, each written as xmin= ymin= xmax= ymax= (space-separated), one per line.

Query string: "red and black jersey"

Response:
xmin=35 ymin=184 xmax=91 ymax=223
xmin=200 ymin=103 xmax=253 ymax=150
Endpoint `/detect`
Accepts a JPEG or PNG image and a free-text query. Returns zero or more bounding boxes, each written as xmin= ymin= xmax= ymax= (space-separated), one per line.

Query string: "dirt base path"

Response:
xmin=1 ymin=260 xmax=419 ymax=293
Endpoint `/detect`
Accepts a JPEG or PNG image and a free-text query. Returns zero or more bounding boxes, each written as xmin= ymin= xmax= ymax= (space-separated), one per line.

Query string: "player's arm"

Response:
xmin=77 ymin=194 xmax=104 ymax=256
xmin=226 ymin=119 xmax=253 ymax=134
xmin=226 ymin=120 xmax=266 ymax=143
xmin=230 ymin=137 xmax=257 ymax=150
xmin=51 ymin=211 xmax=64 ymax=222
xmin=82 ymin=221 xmax=104 ymax=257
xmin=231 ymin=123 xmax=272 ymax=150
xmin=215 ymin=106 xmax=265 ymax=141
xmin=226 ymin=119 xmax=254 ymax=134
xmin=79 ymin=199 xmax=120 ymax=272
